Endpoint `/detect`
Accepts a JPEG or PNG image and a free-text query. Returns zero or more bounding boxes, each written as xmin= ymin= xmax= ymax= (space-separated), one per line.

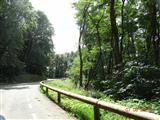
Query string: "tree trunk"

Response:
xmin=150 ymin=1 xmax=159 ymax=65
xmin=110 ymin=0 xmax=122 ymax=65
xmin=78 ymin=4 xmax=90 ymax=87
xmin=108 ymin=51 xmax=113 ymax=74
xmin=85 ymin=68 xmax=93 ymax=89
xmin=120 ymin=0 xmax=125 ymax=61
xmin=78 ymin=36 xmax=83 ymax=87
xmin=96 ymin=26 xmax=105 ymax=81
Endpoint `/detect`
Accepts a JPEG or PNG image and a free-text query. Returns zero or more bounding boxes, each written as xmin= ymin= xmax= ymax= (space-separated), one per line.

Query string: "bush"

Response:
xmin=103 ymin=61 xmax=160 ymax=100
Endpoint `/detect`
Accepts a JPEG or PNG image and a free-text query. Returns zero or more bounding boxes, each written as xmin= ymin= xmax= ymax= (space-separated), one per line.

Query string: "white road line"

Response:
xmin=32 ymin=113 xmax=37 ymax=120
xmin=28 ymin=104 xmax=32 ymax=109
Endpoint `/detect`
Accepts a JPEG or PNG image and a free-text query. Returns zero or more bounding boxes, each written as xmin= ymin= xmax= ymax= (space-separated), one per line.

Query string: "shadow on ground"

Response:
xmin=0 ymin=82 xmax=39 ymax=90
xmin=1 ymin=86 xmax=30 ymax=90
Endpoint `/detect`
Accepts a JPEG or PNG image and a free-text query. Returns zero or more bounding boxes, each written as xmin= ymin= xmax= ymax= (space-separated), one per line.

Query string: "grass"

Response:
xmin=41 ymin=79 xmax=160 ymax=120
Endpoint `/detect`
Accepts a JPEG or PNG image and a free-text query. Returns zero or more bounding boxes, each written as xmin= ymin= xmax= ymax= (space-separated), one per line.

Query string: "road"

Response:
xmin=0 ymin=82 xmax=75 ymax=120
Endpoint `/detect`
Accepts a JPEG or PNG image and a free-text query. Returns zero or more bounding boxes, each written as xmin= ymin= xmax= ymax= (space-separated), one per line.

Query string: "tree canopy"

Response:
xmin=0 ymin=0 xmax=54 ymax=82
xmin=69 ymin=0 xmax=160 ymax=99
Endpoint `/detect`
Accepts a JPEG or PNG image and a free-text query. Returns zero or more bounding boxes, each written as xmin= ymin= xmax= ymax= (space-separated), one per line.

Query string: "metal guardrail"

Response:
xmin=40 ymin=81 xmax=160 ymax=120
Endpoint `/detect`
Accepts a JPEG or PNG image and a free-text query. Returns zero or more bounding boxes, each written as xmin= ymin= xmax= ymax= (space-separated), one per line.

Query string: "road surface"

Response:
xmin=0 ymin=82 xmax=76 ymax=120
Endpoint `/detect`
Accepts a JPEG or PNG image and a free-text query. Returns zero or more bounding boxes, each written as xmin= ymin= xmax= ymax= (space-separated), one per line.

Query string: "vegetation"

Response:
xmin=68 ymin=0 xmax=160 ymax=100
xmin=0 ymin=0 xmax=159 ymax=119
xmin=0 ymin=0 xmax=54 ymax=83
xmin=43 ymin=79 xmax=160 ymax=120
xmin=48 ymin=52 xmax=75 ymax=78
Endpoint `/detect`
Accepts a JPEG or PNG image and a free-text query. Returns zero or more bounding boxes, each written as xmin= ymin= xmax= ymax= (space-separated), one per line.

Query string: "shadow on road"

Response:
xmin=1 ymin=86 xmax=29 ymax=90
xmin=0 ymin=82 xmax=39 ymax=86
xmin=0 ymin=82 xmax=40 ymax=90
xmin=0 ymin=115 xmax=6 ymax=120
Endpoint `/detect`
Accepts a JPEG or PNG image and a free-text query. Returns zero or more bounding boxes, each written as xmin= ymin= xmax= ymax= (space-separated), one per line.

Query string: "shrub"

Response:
xmin=103 ymin=61 xmax=160 ymax=100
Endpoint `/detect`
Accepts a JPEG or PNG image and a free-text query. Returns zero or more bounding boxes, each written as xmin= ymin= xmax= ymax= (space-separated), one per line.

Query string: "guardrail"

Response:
xmin=40 ymin=81 xmax=160 ymax=120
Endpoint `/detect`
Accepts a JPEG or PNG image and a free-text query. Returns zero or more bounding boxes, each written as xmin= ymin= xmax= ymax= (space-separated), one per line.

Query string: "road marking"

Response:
xmin=28 ymin=104 xmax=32 ymax=109
xmin=32 ymin=113 xmax=37 ymax=120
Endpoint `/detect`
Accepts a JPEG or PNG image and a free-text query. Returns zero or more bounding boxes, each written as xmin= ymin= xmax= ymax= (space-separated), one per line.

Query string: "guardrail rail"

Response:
xmin=40 ymin=81 xmax=160 ymax=120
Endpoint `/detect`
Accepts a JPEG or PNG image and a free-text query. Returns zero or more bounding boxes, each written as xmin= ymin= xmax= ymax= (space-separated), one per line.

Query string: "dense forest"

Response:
xmin=0 ymin=0 xmax=54 ymax=82
xmin=69 ymin=0 xmax=160 ymax=100
xmin=0 ymin=0 xmax=160 ymax=101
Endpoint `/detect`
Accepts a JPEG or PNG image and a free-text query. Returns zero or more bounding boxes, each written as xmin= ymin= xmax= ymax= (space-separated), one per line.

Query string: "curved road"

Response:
xmin=0 ymin=82 xmax=75 ymax=120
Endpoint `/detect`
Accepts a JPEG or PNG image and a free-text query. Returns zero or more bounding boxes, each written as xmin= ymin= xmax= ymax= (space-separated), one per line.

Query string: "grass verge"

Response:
xmin=41 ymin=79 xmax=160 ymax=120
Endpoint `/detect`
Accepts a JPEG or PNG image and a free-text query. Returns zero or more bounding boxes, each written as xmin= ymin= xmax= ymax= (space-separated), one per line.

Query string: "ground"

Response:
xmin=0 ymin=82 xmax=76 ymax=120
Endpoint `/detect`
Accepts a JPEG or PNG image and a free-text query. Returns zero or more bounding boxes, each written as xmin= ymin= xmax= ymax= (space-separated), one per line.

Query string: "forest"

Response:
xmin=0 ymin=0 xmax=160 ymax=102
xmin=68 ymin=0 xmax=160 ymax=100
xmin=0 ymin=0 xmax=54 ymax=82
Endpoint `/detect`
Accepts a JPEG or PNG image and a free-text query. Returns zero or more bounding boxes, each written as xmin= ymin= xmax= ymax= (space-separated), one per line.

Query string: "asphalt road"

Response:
xmin=0 ymin=82 xmax=75 ymax=120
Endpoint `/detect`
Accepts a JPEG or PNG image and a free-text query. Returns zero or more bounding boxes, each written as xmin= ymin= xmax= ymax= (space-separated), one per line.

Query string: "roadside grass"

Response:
xmin=41 ymin=79 xmax=160 ymax=120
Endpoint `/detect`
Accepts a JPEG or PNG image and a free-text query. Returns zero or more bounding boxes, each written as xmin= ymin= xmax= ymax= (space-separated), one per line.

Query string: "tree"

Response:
xmin=0 ymin=0 xmax=55 ymax=82
xmin=48 ymin=53 xmax=75 ymax=78
xmin=22 ymin=11 xmax=54 ymax=75
xmin=0 ymin=0 xmax=37 ymax=81
xmin=74 ymin=1 xmax=90 ymax=87
xmin=71 ymin=0 xmax=160 ymax=99
xmin=110 ymin=0 xmax=122 ymax=65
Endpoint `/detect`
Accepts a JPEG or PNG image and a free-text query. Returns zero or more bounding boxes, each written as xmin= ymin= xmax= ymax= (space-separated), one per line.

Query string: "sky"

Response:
xmin=29 ymin=0 xmax=79 ymax=54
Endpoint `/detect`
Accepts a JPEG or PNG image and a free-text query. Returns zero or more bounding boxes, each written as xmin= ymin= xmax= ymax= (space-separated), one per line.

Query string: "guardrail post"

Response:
xmin=57 ymin=93 xmax=61 ymax=104
xmin=40 ymin=85 xmax=42 ymax=89
xmin=94 ymin=106 xmax=100 ymax=120
xmin=46 ymin=87 xmax=48 ymax=96
xmin=41 ymin=85 xmax=45 ymax=93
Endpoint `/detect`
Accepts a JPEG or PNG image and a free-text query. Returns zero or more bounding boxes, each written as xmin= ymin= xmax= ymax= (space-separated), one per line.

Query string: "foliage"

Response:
xmin=22 ymin=10 xmax=54 ymax=75
xmin=69 ymin=56 xmax=80 ymax=83
xmin=0 ymin=0 xmax=54 ymax=82
xmin=48 ymin=52 xmax=75 ymax=78
xmin=69 ymin=0 xmax=160 ymax=100
xmin=103 ymin=62 xmax=160 ymax=99
xmin=0 ymin=0 xmax=34 ymax=80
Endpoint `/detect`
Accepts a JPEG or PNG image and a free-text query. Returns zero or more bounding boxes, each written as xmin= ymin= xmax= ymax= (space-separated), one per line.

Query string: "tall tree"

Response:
xmin=76 ymin=2 xmax=90 ymax=87
xmin=110 ymin=0 xmax=122 ymax=65
xmin=0 ymin=0 xmax=37 ymax=81
xmin=71 ymin=0 xmax=160 ymax=99
xmin=0 ymin=0 xmax=55 ymax=82
xmin=23 ymin=11 xmax=54 ymax=75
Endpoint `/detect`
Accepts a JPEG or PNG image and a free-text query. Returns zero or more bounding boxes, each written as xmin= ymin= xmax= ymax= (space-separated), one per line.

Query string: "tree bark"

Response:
xmin=110 ymin=0 xmax=122 ymax=65
xmin=120 ymin=0 xmax=125 ymax=61
xmin=149 ymin=1 xmax=159 ymax=65
xmin=78 ymin=4 xmax=90 ymax=87
xmin=78 ymin=35 xmax=83 ymax=87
